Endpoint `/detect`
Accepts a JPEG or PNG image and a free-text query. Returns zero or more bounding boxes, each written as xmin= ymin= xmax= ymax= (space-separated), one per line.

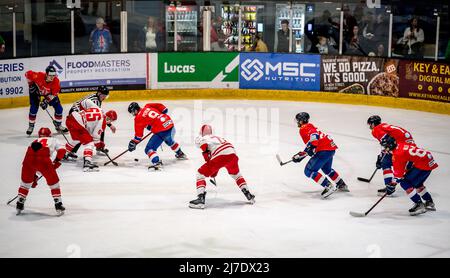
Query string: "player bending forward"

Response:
xmin=127 ymin=102 xmax=186 ymax=171
xmin=65 ymin=86 xmax=116 ymax=159
xmin=25 ymin=66 xmax=68 ymax=135
xmin=380 ymin=136 xmax=437 ymax=215
xmin=367 ymin=115 xmax=416 ymax=196
xmin=65 ymin=107 xmax=117 ymax=171
xmin=189 ymin=124 xmax=255 ymax=209
xmin=292 ymin=112 xmax=348 ymax=198
xmin=16 ymin=127 xmax=66 ymax=216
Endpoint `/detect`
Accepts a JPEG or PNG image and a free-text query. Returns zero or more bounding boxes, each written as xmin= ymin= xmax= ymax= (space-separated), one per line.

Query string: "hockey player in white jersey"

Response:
xmin=189 ymin=124 xmax=255 ymax=209
xmin=64 ymin=107 xmax=117 ymax=171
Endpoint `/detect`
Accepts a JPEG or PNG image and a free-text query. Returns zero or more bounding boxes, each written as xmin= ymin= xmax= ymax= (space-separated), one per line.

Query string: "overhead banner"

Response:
xmin=321 ymin=55 xmax=400 ymax=96
xmin=239 ymin=53 xmax=321 ymax=91
xmin=154 ymin=52 xmax=239 ymax=89
xmin=398 ymin=60 xmax=450 ymax=103
xmin=0 ymin=53 xmax=147 ymax=98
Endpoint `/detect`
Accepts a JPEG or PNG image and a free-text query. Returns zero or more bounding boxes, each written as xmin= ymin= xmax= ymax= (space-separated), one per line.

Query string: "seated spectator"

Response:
xmin=316 ymin=35 xmax=338 ymax=54
xmin=89 ymin=17 xmax=113 ymax=53
xmin=252 ymin=33 xmax=268 ymax=52
xmin=397 ymin=17 xmax=424 ymax=58
xmin=0 ymin=35 xmax=5 ymax=54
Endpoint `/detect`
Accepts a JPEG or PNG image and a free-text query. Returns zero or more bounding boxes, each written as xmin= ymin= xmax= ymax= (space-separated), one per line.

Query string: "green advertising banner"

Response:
xmin=155 ymin=52 xmax=239 ymax=89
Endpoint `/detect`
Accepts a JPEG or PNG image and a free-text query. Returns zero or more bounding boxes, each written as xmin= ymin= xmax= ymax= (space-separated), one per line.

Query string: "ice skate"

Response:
xmin=175 ymin=150 xmax=187 ymax=160
xmin=16 ymin=197 xmax=25 ymax=215
xmin=409 ymin=202 xmax=426 ymax=216
xmin=64 ymin=152 xmax=78 ymax=161
xmin=336 ymin=179 xmax=349 ymax=192
xmin=321 ymin=183 xmax=337 ymax=199
xmin=53 ymin=121 xmax=68 ymax=133
xmin=425 ymin=200 xmax=436 ymax=211
xmin=55 ymin=201 xmax=65 ymax=216
xmin=26 ymin=123 xmax=35 ymax=136
xmin=189 ymin=193 xmax=206 ymax=209
xmin=83 ymin=158 xmax=99 ymax=172
xmin=242 ymin=188 xmax=255 ymax=204
xmin=148 ymin=161 xmax=163 ymax=171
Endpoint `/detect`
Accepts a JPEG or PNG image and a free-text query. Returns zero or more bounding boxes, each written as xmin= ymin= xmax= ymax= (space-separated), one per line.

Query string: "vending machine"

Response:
xmin=275 ymin=3 xmax=306 ymax=53
xmin=166 ymin=5 xmax=198 ymax=51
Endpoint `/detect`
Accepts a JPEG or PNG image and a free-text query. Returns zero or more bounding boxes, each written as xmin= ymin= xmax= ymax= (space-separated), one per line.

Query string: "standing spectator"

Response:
xmin=397 ymin=17 xmax=424 ymax=58
xmin=346 ymin=25 xmax=367 ymax=55
xmin=143 ymin=17 xmax=157 ymax=52
xmin=89 ymin=17 xmax=113 ymax=53
xmin=275 ymin=19 xmax=291 ymax=52
xmin=343 ymin=5 xmax=358 ymax=42
xmin=372 ymin=14 xmax=388 ymax=52
xmin=252 ymin=33 xmax=268 ymax=52
xmin=0 ymin=35 xmax=5 ymax=55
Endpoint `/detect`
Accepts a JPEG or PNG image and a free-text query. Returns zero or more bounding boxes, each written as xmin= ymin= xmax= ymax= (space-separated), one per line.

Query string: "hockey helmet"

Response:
xmin=128 ymin=102 xmax=141 ymax=115
xmin=295 ymin=112 xmax=310 ymax=124
xmin=38 ymin=127 xmax=52 ymax=138
xmin=200 ymin=124 xmax=213 ymax=136
xmin=367 ymin=115 xmax=382 ymax=127
xmin=45 ymin=65 xmax=57 ymax=76
xmin=97 ymin=85 xmax=109 ymax=96
xmin=105 ymin=110 xmax=118 ymax=122
xmin=380 ymin=135 xmax=397 ymax=151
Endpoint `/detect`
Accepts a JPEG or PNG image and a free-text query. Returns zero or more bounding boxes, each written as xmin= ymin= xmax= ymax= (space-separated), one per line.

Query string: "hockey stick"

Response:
xmin=6 ymin=176 xmax=43 ymax=205
xmin=99 ymin=149 xmax=118 ymax=166
xmin=357 ymin=168 xmax=378 ymax=183
xmin=276 ymin=154 xmax=293 ymax=166
xmin=349 ymin=192 xmax=388 ymax=217
xmin=44 ymin=109 xmax=70 ymax=144
xmin=104 ymin=132 xmax=153 ymax=166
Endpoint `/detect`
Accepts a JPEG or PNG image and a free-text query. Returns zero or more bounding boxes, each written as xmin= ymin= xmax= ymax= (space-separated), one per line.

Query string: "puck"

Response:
xmin=134 ymin=159 xmax=139 ymax=162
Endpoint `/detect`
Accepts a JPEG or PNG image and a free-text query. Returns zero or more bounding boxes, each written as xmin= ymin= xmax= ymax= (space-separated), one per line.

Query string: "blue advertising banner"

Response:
xmin=239 ymin=53 xmax=321 ymax=91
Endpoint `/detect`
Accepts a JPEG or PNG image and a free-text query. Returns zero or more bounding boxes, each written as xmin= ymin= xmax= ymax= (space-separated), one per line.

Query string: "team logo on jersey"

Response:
xmin=240 ymin=59 xmax=264 ymax=81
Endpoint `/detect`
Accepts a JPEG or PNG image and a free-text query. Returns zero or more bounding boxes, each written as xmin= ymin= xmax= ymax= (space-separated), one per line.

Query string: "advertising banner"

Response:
xmin=239 ymin=53 xmax=321 ymax=91
xmin=0 ymin=53 xmax=147 ymax=98
xmin=321 ymin=55 xmax=400 ymax=96
xmin=398 ymin=60 xmax=450 ymax=103
xmin=155 ymin=52 xmax=239 ymax=89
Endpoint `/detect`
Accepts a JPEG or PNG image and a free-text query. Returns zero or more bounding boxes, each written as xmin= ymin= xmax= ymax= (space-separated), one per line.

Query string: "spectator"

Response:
xmin=252 ymin=33 xmax=268 ymax=52
xmin=143 ymin=17 xmax=157 ymax=52
xmin=397 ymin=17 xmax=425 ymax=58
xmin=362 ymin=12 xmax=376 ymax=40
xmin=89 ymin=17 xmax=113 ymax=53
xmin=346 ymin=25 xmax=367 ymax=55
xmin=0 ymin=35 xmax=5 ymax=55
xmin=372 ymin=14 xmax=388 ymax=50
xmin=275 ymin=19 xmax=291 ymax=52
xmin=315 ymin=35 xmax=338 ymax=54
xmin=343 ymin=5 xmax=358 ymax=42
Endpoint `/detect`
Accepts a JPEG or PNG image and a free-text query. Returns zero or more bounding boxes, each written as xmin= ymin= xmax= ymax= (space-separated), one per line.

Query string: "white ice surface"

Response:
xmin=0 ymin=99 xmax=449 ymax=258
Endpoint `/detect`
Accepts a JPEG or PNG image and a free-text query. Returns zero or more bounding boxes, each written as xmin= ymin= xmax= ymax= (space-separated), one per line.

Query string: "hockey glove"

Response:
xmin=128 ymin=140 xmax=138 ymax=152
xmin=53 ymin=158 xmax=62 ymax=169
xmin=32 ymin=175 xmax=39 ymax=188
xmin=40 ymin=100 xmax=48 ymax=110
xmin=305 ymin=144 xmax=316 ymax=157
xmin=292 ymin=151 xmax=307 ymax=163
xmin=376 ymin=153 xmax=383 ymax=169
xmin=386 ymin=182 xmax=396 ymax=195
xmin=95 ymin=141 xmax=106 ymax=151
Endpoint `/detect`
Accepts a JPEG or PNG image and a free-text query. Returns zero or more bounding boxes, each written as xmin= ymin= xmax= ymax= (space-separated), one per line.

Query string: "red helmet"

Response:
xmin=200 ymin=124 xmax=212 ymax=136
xmin=105 ymin=110 xmax=117 ymax=122
xmin=38 ymin=127 xmax=52 ymax=138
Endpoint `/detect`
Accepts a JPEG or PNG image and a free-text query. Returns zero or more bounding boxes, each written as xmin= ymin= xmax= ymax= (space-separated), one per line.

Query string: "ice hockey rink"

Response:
xmin=0 ymin=99 xmax=449 ymax=258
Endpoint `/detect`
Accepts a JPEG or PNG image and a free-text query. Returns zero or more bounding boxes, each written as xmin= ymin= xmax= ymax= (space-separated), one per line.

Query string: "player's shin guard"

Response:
xmin=405 ymin=187 xmax=422 ymax=204
xmin=147 ymin=150 xmax=160 ymax=164
xmin=311 ymin=172 xmax=330 ymax=188
xmin=417 ymin=185 xmax=433 ymax=202
xmin=231 ymin=173 xmax=248 ymax=190
xmin=28 ymin=113 xmax=36 ymax=124
xmin=382 ymin=168 xmax=394 ymax=185
xmin=196 ymin=172 xmax=206 ymax=195
xmin=83 ymin=145 xmax=94 ymax=161
xmin=327 ymin=169 xmax=342 ymax=184
xmin=49 ymin=183 xmax=62 ymax=203
xmin=170 ymin=142 xmax=180 ymax=153
xmin=18 ymin=181 xmax=32 ymax=199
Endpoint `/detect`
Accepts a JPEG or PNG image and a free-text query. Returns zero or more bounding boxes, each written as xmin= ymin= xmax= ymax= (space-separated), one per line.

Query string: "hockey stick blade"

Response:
xmin=276 ymin=154 xmax=283 ymax=165
xmin=349 ymin=211 xmax=366 ymax=217
xmin=357 ymin=177 xmax=371 ymax=183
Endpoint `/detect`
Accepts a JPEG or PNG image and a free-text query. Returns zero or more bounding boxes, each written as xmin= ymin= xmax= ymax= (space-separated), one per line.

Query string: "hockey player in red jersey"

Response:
xmin=24 ymin=65 xmax=68 ymax=135
xmin=292 ymin=112 xmax=348 ymax=198
xmin=380 ymin=136 xmax=437 ymax=215
xmin=189 ymin=124 xmax=255 ymax=209
xmin=16 ymin=127 xmax=66 ymax=215
xmin=65 ymin=107 xmax=117 ymax=171
xmin=367 ymin=115 xmax=415 ymax=196
xmin=127 ymin=102 xmax=186 ymax=170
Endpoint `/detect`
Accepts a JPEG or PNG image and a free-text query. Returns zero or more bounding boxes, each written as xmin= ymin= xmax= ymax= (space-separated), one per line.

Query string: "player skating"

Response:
xmin=189 ymin=124 xmax=255 ymax=209
xmin=367 ymin=115 xmax=416 ymax=196
xmin=66 ymin=86 xmax=116 ymax=159
xmin=127 ymin=102 xmax=186 ymax=171
xmin=25 ymin=66 xmax=68 ymax=135
xmin=380 ymin=135 xmax=437 ymax=215
xmin=65 ymin=107 xmax=117 ymax=171
xmin=16 ymin=127 xmax=66 ymax=216
xmin=292 ymin=112 xmax=348 ymax=198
